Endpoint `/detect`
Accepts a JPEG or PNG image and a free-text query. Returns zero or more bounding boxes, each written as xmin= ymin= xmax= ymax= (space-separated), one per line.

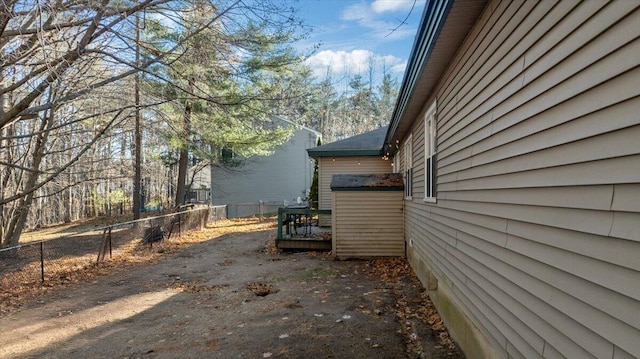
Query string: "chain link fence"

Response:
xmin=230 ymin=200 xmax=307 ymax=218
xmin=0 ymin=206 xmax=220 ymax=293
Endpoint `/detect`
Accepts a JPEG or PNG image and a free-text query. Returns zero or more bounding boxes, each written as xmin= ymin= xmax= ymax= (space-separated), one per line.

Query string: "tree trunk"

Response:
xmin=132 ymin=12 xmax=142 ymax=220
xmin=175 ymin=101 xmax=191 ymax=207
xmin=1 ymin=111 xmax=51 ymax=247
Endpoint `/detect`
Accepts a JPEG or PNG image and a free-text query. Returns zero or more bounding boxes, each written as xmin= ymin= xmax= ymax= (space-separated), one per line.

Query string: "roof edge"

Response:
xmin=384 ymin=0 xmax=454 ymax=149
xmin=306 ymin=149 xmax=383 ymax=158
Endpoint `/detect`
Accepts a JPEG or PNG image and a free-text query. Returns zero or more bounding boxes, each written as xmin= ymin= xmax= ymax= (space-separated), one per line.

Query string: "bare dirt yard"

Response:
xmin=0 ymin=219 xmax=463 ymax=359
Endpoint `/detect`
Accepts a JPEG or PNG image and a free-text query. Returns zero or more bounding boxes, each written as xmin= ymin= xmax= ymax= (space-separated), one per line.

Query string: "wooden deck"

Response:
xmin=276 ymin=208 xmax=332 ymax=251
xmin=275 ymin=238 xmax=331 ymax=251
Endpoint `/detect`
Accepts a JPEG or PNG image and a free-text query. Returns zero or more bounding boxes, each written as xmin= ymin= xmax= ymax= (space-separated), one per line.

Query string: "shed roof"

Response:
xmin=330 ymin=173 xmax=403 ymax=191
xmin=307 ymin=126 xmax=387 ymax=157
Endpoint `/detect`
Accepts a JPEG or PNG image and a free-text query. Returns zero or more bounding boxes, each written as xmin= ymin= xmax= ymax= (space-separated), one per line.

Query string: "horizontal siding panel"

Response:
xmin=436 ymin=199 xmax=614 ymax=238
xmin=440 ymin=0 xmax=565 ymax=131
xmin=319 ymin=156 xmax=391 ymax=226
xmin=449 ymin=275 xmax=510 ymax=359
xmin=431 ymin=202 xmax=640 ymax=272
xmin=439 ymin=0 xmax=610 ymax=146
xmin=614 ymin=346 xmax=637 ymax=359
xmin=454 ymin=231 xmax=618 ymax=359
xmin=463 ymin=268 xmax=547 ymax=359
xmin=446 ymin=250 xmax=551 ymax=359
xmin=612 ymin=184 xmax=640 ymax=212
xmin=409 ymin=220 xmax=546 ymax=357
xmin=437 ymin=0 xmax=578 ymax=113
xmin=336 ymin=243 xmax=403 ymax=249
xmin=319 ymin=156 xmax=391 ymax=209
xmin=333 ymin=191 xmax=403 ymax=258
xmin=440 ymin=47 xmax=640 ymax=170
xmin=401 ymin=1 xmax=640 ymax=358
xmin=473 ymin=93 xmax=640 ymax=169
xmin=337 ymin=251 xmax=404 ymax=257
xmin=440 ymin=3 xmax=639 ymax=163
xmin=437 ymin=0 xmax=514 ymax=110
xmin=408 ymin=240 xmax=511 ymax=355
xmin=421 ymin=200 xmax=509 ymax=233
xmin=439 ymin=185 xmax=614 ymax=211
xmin=506 ymin=231 xmax=640 ymax=306
xmin=334 ymin=219 xmax=402 ymax=226
xmin=507 ymin=220 xmax=640 ymax=273
xmin=450 ymin=245 xmax=595 ymax=359
xmin=610 ymin=212 xmax=640 ymax=242
xmin=542 ymin=342 xmax=566 ymax=359
xmin=336 ymin=230 xmax=403 ymax=236
xmin=439 ymin=96 xmax=640 ymax=176
xmin=430 ymin=209 xmax=640 ymax=320
xmin=445 ymin=124 xmax=640 ymax=183
xmin=438 ymin=0 xmax=535 ymax=123
xmin=336 ymin=208 xmax=403 ymax=214
xmin=438 ymin=154 xmax=640 ymax=192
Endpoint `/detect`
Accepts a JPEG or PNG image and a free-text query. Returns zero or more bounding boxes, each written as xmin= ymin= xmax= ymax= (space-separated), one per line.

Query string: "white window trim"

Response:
xmin=393 ymin=154 xmax=400 ymax=174
xmin=424 ymin=101 xmax=437 ymax=203
xmin=404 ymin=134 xmax=413 ymax=200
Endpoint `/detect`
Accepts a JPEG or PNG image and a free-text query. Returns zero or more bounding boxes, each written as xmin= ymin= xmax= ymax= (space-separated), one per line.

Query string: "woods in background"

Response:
xmin=0 ymin=0 xmax=399 ymax=247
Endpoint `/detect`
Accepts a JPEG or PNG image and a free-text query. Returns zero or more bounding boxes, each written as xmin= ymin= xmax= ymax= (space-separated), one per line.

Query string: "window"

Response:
xmin=220 ymin=147 xmax=239 ymax=167
xmin=424 ymin=101 xmax=437 ymax=202
xmin=404 ymin=135 xmax=413 ymax=199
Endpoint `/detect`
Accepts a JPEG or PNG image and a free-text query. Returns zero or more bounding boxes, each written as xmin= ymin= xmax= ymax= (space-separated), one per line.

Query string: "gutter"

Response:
xmin=384 ymin=0 xmax=454 ymax=154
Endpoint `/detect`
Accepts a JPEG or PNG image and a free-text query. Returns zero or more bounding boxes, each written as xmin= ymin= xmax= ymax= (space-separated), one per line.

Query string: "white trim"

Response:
xmin=404 ymin=134 xmax=413 ymax=200
xmin=424 ymin=100 xmax=437 ymax=202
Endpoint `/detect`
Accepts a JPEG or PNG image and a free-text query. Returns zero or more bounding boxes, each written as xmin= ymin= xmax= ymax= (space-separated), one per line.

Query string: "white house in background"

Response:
xmin=191 ymin=121 xmax=320 ymax=218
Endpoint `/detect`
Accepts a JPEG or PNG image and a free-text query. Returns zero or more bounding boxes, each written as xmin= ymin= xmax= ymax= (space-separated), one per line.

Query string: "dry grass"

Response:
xmin=0 ymin=218 xmax=277 ymax=315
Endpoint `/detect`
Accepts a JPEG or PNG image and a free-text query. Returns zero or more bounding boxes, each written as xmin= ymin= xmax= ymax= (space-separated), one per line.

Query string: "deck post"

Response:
xmin=277 ymin=208 xmax=283 ymax=240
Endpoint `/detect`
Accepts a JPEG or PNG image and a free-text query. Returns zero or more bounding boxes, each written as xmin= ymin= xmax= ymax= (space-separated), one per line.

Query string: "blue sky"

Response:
xmin=296 ymin=0 xmax=426 ymax=82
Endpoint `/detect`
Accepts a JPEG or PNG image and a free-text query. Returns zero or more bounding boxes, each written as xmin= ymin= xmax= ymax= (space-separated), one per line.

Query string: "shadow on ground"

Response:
xmin=1 ymin=227 xmax=464 ymax=359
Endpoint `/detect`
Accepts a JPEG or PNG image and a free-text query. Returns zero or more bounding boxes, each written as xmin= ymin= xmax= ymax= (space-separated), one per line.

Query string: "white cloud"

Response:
xmin=391 ymin=61 xmax=408 ymax=73
xmin=305 ymin=50 xmax=406 ymax=79
xmin=340 ymin=1 xmax=423 ymax=41
xmin=341 ymin=3 xmax=370 ymax=21
xmin=371 ymin=0 xmax=418 ymax=13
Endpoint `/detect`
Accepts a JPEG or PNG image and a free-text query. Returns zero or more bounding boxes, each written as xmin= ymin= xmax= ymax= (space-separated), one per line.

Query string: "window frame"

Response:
xmin=403 ymin=134 xmax=413 ymax=200
xmin=393 ymin=153 xmax=400 ymax=174
xmin=424 ymin=101 xmax=437 ymax=203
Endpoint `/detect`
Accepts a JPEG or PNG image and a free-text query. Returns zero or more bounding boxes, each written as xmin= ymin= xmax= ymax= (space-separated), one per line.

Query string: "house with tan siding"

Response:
xmin=375 ymin=0 xmax=640 ymax=358
xmin=307 ymin=126 xmax=392 ymax=226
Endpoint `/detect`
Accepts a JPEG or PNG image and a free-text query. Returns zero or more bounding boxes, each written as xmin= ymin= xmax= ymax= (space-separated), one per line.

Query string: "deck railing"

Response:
xmin=276 ymin=207 xmax=331 ymax=240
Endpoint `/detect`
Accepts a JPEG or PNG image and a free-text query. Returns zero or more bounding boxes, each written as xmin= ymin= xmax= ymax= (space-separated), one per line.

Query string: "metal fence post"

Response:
xmin=40 ymin=241 xmax=45 ymax=284
xmin=259 ymin=201 xmax=263 ymax=222
xmin=108 ymin=226 xmax=112 ymax=259
xmin=277 ymin=208 xmax=283 ymax=240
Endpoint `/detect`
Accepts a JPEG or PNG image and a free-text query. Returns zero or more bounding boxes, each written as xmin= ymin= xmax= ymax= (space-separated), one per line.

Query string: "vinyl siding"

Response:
xmin=402 ymin=1 xmax=640 ymax=358
xmin=332 ymin=191 xmax=404 ymax=258
xmin=318 ymin=156 xmax=391 ymax=226
xmin=200 ymin=129 xmax=318 ymax=217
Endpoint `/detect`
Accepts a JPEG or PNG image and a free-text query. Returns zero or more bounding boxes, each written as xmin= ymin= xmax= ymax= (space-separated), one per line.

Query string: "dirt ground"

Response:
xmin=0 ymin=223 xmax=464 ymax=359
